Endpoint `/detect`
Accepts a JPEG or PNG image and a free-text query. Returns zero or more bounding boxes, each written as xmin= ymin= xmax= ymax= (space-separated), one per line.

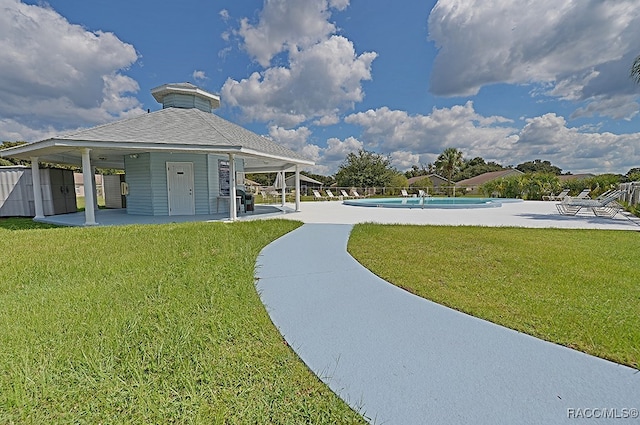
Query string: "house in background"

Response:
xmin=557 ymin=173 xmax=595 ymax=183
xmin=407 ymin=174 xmax=452 ymax=194
xmin=284 ymin=173 xmax=323 ymax=195
xmin=456 ymin=169 xmax=524 ymax=194
xmin=0 ymin=83 xmax=313 ymax=225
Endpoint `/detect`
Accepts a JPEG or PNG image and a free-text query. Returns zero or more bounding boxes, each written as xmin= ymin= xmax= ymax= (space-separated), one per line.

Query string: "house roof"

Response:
xmin=407 ymin=174 xmax=451 ymax=185
xmin=0 ymin=107 xmax=313 ymax=171
xmin=456 ymin=169 xmax=523 ymax=186
xmin=557 ymin=173 xmax=595 ymax=182
xmin=285 ymin=174 xmax=323 ymax=186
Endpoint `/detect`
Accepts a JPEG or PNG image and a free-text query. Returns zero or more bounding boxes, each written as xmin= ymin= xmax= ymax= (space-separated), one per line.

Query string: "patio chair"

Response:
xmin=351 ymin=189 xmax=366 ymax=198
xmin=325 ymin=189 xmax=338 ymax=200
xmin=418 ymin=190 xmax=431 ymax=198
xmin=574 ymin=188 xmax=592 ymax=199
xmin=556 ymin=190 xmax=622 ymax=217
xmin=401 ymin=189 xmax=410 ymax=197
xmin=313 ymin=189 xmax=327 ymax=201
xmin=340 ymin=189 xmax=352 ymax=199
xmin=543 ymin=189 xmax=569 ymax=201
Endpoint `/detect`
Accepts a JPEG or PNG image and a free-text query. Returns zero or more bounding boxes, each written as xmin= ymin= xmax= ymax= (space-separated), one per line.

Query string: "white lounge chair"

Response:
xmin=325 ymin=189 xmax=338 ymax=200
xmin=543 ymin=189 xmax=569 ymax=201
xmin=574 ymin=189 xmax=592 ymax=199
xmin=418 ymin=190 xmax=430 ymax=198
xmin=340 ymin=189 xmax=352 ymax=199
xmin=401 ymin=189 xmax=410 ymax=197
xmin=556 ymin=190 xmax=622 ymax=217
xmin=351 ymin=189 xmax=364 ymax=198
xmin=313 ymin=189 xmax=327 ymax=200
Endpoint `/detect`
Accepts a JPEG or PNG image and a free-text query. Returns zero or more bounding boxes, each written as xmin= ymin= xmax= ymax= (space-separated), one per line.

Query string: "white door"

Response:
xmin=167 ymin=162 xmax=195 ymax=215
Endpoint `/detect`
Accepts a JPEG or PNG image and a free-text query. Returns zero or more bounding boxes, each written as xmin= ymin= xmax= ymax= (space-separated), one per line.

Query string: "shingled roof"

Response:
xmin=0 ymin=88 xmax=313 ymax=171
xmin=55 ymin=107 xmax=310 ymax=162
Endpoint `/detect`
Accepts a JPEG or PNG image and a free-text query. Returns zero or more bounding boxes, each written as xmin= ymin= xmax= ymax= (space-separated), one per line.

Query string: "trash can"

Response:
xmin=245 ymin=193 xmax=254 ymax=212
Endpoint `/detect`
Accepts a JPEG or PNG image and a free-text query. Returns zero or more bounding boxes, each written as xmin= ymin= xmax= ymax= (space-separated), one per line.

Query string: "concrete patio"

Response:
xmin=36 ymin=199 xmax=640 ymax=230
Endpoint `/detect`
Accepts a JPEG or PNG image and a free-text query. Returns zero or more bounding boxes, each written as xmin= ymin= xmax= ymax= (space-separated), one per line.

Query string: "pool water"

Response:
xmin=343 ymin=197 xmax=521 ymax=209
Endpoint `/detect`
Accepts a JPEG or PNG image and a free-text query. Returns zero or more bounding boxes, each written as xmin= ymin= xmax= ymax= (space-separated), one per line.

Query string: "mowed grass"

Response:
xmin=0 ymin=219 xmax=365 ymax=424
xmin=348 ymin=224 xmax=640 ymax=369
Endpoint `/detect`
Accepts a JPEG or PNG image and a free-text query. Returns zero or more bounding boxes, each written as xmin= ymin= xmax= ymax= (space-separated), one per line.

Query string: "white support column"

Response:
xmin=280 ymin=171 xmax=286 ymax=206
xmin=91 ymin=166 xmax=99 ymax=210
xmin=295 ymin=166 xmax=301 ymax=211
xmin=81 ymin=148 xmax=97 ymax=225
xmin=30 ymin=157 xmax=44 ymax=219
xmin=228 ymin=153 xmax=237 ymax=221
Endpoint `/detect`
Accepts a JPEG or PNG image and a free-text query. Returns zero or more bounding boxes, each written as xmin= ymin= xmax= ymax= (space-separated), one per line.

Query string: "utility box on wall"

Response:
xmin=0 ymin=166 xmax=77 ymax=217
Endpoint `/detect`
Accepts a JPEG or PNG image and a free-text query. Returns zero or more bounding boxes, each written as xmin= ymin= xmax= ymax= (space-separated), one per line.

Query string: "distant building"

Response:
xmin=407 ymin=174 xmax=452 ymax=193
xmin=557 ymin=174 xmax=595 ymax=182
xmin=456 ymin=169 xmax=524 ymax=194
xmin=284 ymin=174 xmax=323 ymax=195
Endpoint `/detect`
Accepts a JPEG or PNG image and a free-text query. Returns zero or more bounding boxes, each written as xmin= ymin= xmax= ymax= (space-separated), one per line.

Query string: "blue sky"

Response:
xmin=2 ymin=0 xmax=640 ymax=175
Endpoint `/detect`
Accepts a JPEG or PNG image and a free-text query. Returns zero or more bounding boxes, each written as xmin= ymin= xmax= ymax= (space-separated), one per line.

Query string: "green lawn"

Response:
xmin=348 ymin=224 xmax=640 ymax=369
xmin=0 ymin=219 xmax=365 ymax=424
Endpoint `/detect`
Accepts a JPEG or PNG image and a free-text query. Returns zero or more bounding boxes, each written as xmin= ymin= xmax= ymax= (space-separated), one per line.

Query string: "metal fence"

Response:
xmin=619 ymin=182 xmax=640 ymax=206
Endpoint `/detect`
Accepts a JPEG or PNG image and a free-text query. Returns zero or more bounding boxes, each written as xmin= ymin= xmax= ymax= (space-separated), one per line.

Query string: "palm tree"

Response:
xmin=434 ymin=148 xmax=463 ymax=196
xmin=632 ymin=55 xmax=640 ymax=84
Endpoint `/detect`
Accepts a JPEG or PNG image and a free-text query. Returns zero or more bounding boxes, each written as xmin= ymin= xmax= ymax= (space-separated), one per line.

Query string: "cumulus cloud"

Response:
xmin=514 ymin=113 xmax=640 ymax=173
xmin=222 ymin=35 xmax=376 ymax=127
xmin=192 ymin=70 xmax=208 ymax=81
xmin=344 ymin=102 xmax=640 ymax=174
xmin=0 ymin=0 xmax=142 ymax=141
xmin=345 ymin=102 xmax=516 ymax=156
xmin=267 ymin=124 xmax=330 ymax=174
xmin=237 ymin=0 xmax=349 ymax=67
xmin=428 ymin=0 xmax=640 ymax=119
xmin=324 ymin=136 xmax=362 ymax=162
xmin=268 ymin=125 xmax=312 ymax=150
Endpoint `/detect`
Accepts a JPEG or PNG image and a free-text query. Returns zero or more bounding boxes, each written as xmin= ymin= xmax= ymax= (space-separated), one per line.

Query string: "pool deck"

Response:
xmin=256 ymin=201 xmax=640 ymax=424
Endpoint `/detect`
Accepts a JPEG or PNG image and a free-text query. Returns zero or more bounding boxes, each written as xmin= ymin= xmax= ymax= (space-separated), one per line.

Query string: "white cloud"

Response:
xmin=0 ymin=118 xmax=58 ymax=143
xmin=192 ymin=70 xmax=207 ymax=81
xmin=389 ymin=151 xmax=422 ymax=171
xmin=514 ymin=113 xmax=640 ymax=173
xmin=345 ymin=102 xmax=516 ymax=155
xmin=268 ymin=125 xmax=312 ymax=150
xmin=324 ymin=136 xmax=362 ymax=162
xmin=428 ymin=0 xmax=640 ymax=119
xmin=222 ymin=35 xmax=376 ymax=127
xmin=237 ymin=0 xmax=349 ymax=67
xmin=0 ymin=0 xmax=142 ymax=141
xmin=344 ymin=102 xmax=640 ymax=174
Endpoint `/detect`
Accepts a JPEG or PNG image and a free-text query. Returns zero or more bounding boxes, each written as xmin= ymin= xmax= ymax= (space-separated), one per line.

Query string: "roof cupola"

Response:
xmin=150 ymin=82 xmax=220 ymax=113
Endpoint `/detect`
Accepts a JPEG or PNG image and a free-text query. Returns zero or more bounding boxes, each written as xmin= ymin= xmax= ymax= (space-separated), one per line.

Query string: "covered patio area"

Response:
xmin=0 ymin=83 xmax=313 ymax=227
xmin=36 ymin=204 xmax=290 ymax=227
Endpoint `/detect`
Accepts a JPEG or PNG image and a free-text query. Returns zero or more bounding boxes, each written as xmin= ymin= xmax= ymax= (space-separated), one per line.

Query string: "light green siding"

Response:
xmin=124 ymin=153 xmax=152 ymax=215
xmin=124 ymin=152 xmax=245 ymax=215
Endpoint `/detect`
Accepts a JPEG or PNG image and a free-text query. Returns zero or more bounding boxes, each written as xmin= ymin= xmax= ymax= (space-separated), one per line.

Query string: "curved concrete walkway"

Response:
xmin=255 ymin=216 xmax=640 ymax=424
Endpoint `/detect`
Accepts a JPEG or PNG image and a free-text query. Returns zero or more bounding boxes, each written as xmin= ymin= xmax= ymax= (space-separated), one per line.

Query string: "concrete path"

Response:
xmin=255 ymin=221 xmax=640 ymax=424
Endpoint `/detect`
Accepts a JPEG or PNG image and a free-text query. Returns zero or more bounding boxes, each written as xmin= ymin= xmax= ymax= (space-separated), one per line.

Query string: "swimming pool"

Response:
xmin=343 ymin=197 xmax=521 ymax=209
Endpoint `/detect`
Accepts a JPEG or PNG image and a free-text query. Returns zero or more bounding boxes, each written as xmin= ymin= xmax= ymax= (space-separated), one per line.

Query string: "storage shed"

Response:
xmin=0 ymin=166 xmax=77 ymax=217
